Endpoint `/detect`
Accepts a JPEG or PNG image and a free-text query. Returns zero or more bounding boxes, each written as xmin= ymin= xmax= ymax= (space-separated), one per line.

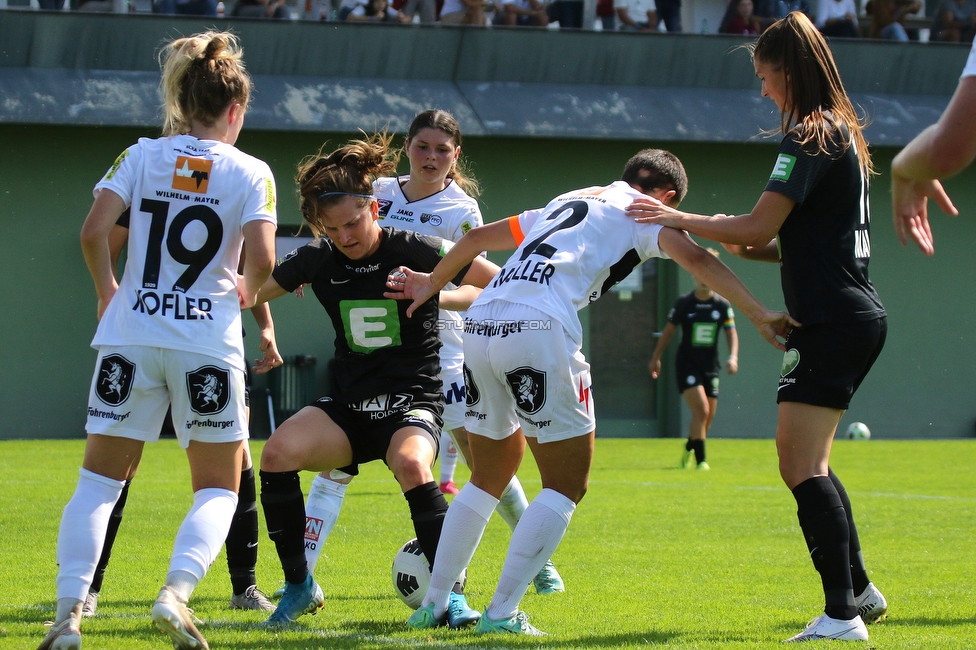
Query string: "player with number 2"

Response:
xmin=394 ymin=149 xmax=797 ymax=635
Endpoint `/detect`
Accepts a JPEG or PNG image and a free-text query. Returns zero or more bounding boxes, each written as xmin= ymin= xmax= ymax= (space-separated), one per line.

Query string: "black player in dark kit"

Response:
xmin=252 ymin=133 xmax=498 ymax=629
xmin=628 ymin=12 xmax=888 ymax=642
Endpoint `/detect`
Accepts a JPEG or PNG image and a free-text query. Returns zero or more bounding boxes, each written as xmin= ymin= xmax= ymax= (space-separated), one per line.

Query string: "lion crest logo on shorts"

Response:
xmin=186 ymin=366 xmax=230 ymax=415
xmin=463 ymin=364 xmax=481 ymax=407
xmin=505 ymin=367 xmax=547 ymax=415
xmin=96 ymin=354 xmax=135 ymax=406
xmin=781 ymin=349 xmax=800 ymax=376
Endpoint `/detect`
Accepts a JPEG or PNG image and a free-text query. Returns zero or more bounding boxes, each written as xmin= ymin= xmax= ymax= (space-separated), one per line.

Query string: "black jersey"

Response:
xmin=765 ymin=122 xmax=885 ymax=325
xmin=272 ymin=227 xmax=470 ymax=408
xmin=668 ymin=291 xmax=734 ymax=372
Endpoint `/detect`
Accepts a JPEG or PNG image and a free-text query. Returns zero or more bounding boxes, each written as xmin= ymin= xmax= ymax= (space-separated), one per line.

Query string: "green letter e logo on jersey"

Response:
xmin=340 ymin=300 xmax=401 ymax=353
xmin=769 ymin=154 xmax=796 ymax=181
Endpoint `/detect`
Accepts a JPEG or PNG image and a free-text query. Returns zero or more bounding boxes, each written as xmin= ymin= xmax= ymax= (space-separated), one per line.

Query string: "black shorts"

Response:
xmin=310 ymin=394 xmax=442 ymax=476
xmin=675 ymin=356 xmax=720 ymax=398
xmin=777 ymin=317 xmax=886 ymax=410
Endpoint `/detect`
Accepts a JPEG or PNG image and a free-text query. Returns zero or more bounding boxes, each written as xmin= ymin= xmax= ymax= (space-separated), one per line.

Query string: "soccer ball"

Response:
xmin=392 ymin=538 xmax=430 ymax=610
xmin=391 ymin=538 xmax=466 ymax=610
xmin=846 ymin=422 xmax=871 ymax=440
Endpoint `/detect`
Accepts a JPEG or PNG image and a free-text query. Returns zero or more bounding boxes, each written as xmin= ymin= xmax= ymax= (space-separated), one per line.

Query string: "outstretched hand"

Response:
xmin=626 ymin=196 xmax=681 ymax=226
xmin=384 ymin=266 xmax=438 ymax=317
xmin=891 ymin=175 xmax=958 ymax=255
xmin=753 ymin=310 xmax=800 ymax=351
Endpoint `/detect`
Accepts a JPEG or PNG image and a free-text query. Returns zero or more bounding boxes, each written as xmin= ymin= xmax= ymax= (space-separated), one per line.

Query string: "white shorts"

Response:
xmin=462 ymin=301 xmax=594 ymax=443
xmin=86 ymin=345 xmax=249 ymax=449
xmin=441 ymin=359 xmax=467 ymax=432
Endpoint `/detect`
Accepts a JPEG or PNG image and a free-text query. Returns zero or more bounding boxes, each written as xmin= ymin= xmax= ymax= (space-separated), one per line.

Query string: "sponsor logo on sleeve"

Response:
xmin=172 ymin=157 xmax=213 ymax=193
xmin=461 ymin=222 xmax=472 ymax=235
xmin=769 ymin=154 xmax=796 ymax=182
xmin=104 ymin=150 xmax=129 ymax=181
xmin=264 ymin=177 xmax=276 ymax=213
xmin=377 ymin=199 xmax=392 ymax=218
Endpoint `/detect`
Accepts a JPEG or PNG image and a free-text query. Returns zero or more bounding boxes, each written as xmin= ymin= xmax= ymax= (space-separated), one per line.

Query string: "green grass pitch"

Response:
xmin=2 ymin=438 xmax=975 ymax=649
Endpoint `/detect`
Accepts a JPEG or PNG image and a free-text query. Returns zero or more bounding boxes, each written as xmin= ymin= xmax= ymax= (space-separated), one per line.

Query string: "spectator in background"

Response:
xmin=402 ymin=0 xmax=437 ymax=22
xmin=232 ymin=0 xmax=290 ymax=18
xmin=346 ymin=0 xmax=411 ymax=21
xmin=720 ymin=0 xmax=763 ymax=34
xmin=155 ymin=0 xmax=218 ymax=14
xmin=616 ymin=0 xmax=658 ymax=30
xmin=548 ymin=0 xmax=585 ymax=27
xmin=655 ymin=0 xmax=681 ymax=30
xmin=304 ymin=0 xmax=341 ymax=20
xmin=597 ymin=0 xmax=617 ymax=30
xmin=754 ymin=0 xmax=811 ymax=30
xmin=337 ymin=0 xmax=365 ymax=19
xmin=866 ymin=0 xmax=921 ymax=40
xmin=815 ymin=0 xmax=861 ymax=37
xmin=931 ymin=0 xmax=976 ymax=41
xmin=493 ymin=0 xmax=548 ymax=26
xmin=440 ymin=0 xmax=488 ymax=24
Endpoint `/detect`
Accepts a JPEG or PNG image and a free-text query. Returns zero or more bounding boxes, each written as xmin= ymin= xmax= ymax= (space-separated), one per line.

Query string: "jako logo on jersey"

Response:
xmin=463 ymin=364 xmax=481 ymax=407
xmin=96 ymin=354 xmax=135 ymax=406
xmin=420 ymin=213 xmax=442 ymax=226
xmin=781 ymin=349 xmax=800 ymax=376
xmin=505 ymin=367 xmax=547 ymax=415
xmin=769 ymin=154 xmax=796 ymax=182
xmin=186 ymin=365 xmax=230 ymax=415
xmin=340 ymin=299 xmax=402 ymax=353
xmin=172 ymin=157 xmax=213 ymax=193
xmin=104 ymin=150 xmax=128 ymax=181
xmin=377 ymin=199 xmax=393 ymax=218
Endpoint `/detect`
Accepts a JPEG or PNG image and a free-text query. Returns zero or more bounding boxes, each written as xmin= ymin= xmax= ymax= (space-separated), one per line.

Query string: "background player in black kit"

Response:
xmin=649 ymin=250 xmax=738 ymax=471
xmin=252 ymin=134 xmax=498 ymax=629
xmin=629 ymin=12 xmax=888 ymax=642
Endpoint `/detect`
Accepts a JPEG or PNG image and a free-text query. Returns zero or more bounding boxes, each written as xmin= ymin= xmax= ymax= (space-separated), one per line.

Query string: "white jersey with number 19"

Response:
xmin=91 ymin=135 xmax=278 ymax=371
xmin=472 ymin=181 xmax=667 ymax=344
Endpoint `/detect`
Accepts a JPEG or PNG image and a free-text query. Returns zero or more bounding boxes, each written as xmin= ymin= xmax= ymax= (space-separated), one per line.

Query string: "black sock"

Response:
xmin=829 ymin=468 xmax=870 ymax=596
xmin=792 ymin=476 xmax=857 ymax=621
xmin=91 ymin=479 xmax=131 ymax=594
xmin=226 ymin=467 xmax=258 ymax=595
xmin=691 ymin=439 xmax=706 ymax=464
xmin=403 ymin=482 xmax=449 ymax=569
xmin=685 ymin=438 xmax=694 ymax=452
xmin=259 ymin=470 xmax=308 ymax=586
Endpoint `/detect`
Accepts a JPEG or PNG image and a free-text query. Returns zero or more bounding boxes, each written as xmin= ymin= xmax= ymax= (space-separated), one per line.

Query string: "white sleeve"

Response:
xmin=516 ymin=207 xmax=548 ymax=237
xmin=634 ymin=222 xmax=669 ymax=260
xmin=240 ymin=163 xmax=278 ymax=227
xmin=963 ymin=40 xmax=976 ymax=78
xmin=93 ymin=144 xmax=140 ymax=207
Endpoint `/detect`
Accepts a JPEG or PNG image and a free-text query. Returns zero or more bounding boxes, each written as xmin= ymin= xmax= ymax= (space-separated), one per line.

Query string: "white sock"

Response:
xmin=166 ymin=487 xmax=238 ymax=601
xmin=56 ymin=468 xmax=126 ymax=604
xmin=424 ymin=483 xmax=498 ymax=617
xmin=495 ymin=476 xmax=529 ymax=531
xmin=438 ymin=431 xmax=458 ymax=483
xmin=304 ymin=474 xmax=347 ymax=574
xmin=487 ymin=488 xmax=575 ymax=621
